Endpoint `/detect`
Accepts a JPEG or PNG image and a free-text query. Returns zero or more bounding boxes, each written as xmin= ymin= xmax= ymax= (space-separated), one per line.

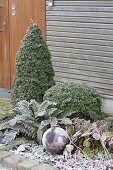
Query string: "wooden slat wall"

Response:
xmin=46 ymin=0 xmax=113 ymax=98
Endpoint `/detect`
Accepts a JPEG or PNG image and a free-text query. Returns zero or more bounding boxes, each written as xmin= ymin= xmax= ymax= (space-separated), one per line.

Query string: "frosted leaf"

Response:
xmin=35 ymin=110 xmax=46 ymax=117
xmin=83 ymin=139 xmax=91 ymax=147
xmin=101 ymin=134 xmax=107 ymax=143
xmin=2 ymin=130 xmax=18 ymax=145
xmin=93 ymin=132 xmax=101 ymax=140
xmin=81 ymin=131 xmax=92 ymax=137
xmin=92 ymin=122 xmax=97 ymax=129
xmin=66 ymin=144 xmax=74 ymax=153
xmin=109 ymin=140 xmax=113 ymax=148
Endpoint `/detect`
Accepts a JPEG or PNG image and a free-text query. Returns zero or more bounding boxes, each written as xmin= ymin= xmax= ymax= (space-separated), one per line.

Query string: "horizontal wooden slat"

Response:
xmin=47 ymin=11 xmax=113 ymax=18
xmin=52 ymin=56 xmax=113 ymax=70
xmin=54 ymin=72 xmax=113 ymax=89
xmin=47 ymin=16 xmax=113 ymax=24
xmin=54 ymin=66 xmax=113 ymax=80
xmin=46 ymin=26 xmax=113 ymax=35
xmin=47 ymin=31 xmax=113 ymax=41
xmin=46 ymin=25 xmax=113 ymax=35
xmin=47 ymin=36 xmax=113 ymax=48
xmin=47 ymin=6 xmax=113 ymax=13
xmin=47 ymin=41 xmax=113 ymax=52
xmin=47 ymin=20 xmax=113 ymax=30
xmin=50 ymin=51 xmax=113 ymax=63
xmin=53 ymin=1 xmax=113 ymax=7
xmin=48 ymin=46 xmax=113 ymax=58
xmin=52 ymin=62 xmax=113 ymax=75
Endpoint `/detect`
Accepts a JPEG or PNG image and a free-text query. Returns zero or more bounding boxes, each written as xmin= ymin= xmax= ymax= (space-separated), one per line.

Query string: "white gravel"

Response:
xmin=0 ymin=167 xmax=12 ymax=170
xmin=10 ymin=144 xmax=113 ymax=170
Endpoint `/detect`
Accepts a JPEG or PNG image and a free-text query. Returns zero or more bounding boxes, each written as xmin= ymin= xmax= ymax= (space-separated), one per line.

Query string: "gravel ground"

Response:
xmin=0 ymin=167 xmax=12 ymax=170
xmin=10 ymin=144 xmax=113 ymax=170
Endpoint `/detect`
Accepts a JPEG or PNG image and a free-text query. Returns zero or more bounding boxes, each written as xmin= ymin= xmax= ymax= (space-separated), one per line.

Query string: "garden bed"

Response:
xmin=0 ymin=150 xmax=56 ymax=170
xmin=0 ymin=98 xmax=113 ymax=170
xmin=0 ymin=145 xmax=113 ymax=170
xmin=1 ymin=21 xmax=113 ymax=170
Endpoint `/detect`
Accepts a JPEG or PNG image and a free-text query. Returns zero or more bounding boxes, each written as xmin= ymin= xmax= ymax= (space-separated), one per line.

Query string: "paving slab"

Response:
xmin=0 ymin=88 xmax=11 ymax=99
xmin=0 ymin=150 xmax=58 ymax=170
xmin=31 ymin=163 xmax=57 ymax=170
xmin=18 ymin=159 xmax=39 ymax=170
xmin=0 ymin=151 xmax=12 ymax=164
xmin=3 ymin=154 xmax=24 ymax=170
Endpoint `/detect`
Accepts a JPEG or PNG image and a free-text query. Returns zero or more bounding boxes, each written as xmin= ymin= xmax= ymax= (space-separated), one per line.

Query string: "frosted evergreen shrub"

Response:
xmin=12 ymin=22 xmax=55 ymax=105
xmin=43 ymin=83 xmax=102 ymax=119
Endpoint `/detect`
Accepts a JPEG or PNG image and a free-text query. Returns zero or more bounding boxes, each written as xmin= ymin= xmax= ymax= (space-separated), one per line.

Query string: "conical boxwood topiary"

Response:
xmin=12 ymin=22 xmax=55 ymax=105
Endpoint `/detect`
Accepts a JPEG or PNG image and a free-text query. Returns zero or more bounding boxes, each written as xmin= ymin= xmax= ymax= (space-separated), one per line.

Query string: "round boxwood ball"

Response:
xmin=42 ymin=126 xmax=69 ymax=154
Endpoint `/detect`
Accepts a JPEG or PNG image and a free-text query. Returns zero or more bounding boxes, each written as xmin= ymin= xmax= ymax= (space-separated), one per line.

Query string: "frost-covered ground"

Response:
xmin=10 ymin=144 xmax=113 ymax=170
xmin=0 ymin=167 xmax=12 ymax=170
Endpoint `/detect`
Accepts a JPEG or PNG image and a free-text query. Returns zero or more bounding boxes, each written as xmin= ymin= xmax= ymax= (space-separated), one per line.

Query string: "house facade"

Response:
xmin=0 ymin=0 xmax=113 ymax=114
xmin=46 ymin=0 xmax=113 ymax=114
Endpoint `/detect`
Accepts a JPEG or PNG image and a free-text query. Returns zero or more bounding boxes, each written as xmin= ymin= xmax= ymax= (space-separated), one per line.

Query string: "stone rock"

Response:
xmin=17 ymin=145 xmax=26 ymax=152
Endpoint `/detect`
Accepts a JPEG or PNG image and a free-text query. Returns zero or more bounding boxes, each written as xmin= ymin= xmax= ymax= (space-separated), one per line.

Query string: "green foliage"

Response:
xmin=104 ymin=117 xmax=113 ymax=131
xmin=65 ymin=118 xmax=113 ymax=158
xmin=0 ymin=137 xmax=28 ymax=151
xmin=0 ymin=98 xmax=13 ymax=119
xmin=44 ymin=83 xmax=102 ymax=119
xmin=0 ymin=99 xmax=112 ymax=157
xmin=12 ymin=22 xmax=55 ymax=105
xmin=0 ymin=100 xmax=74 ymax=144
